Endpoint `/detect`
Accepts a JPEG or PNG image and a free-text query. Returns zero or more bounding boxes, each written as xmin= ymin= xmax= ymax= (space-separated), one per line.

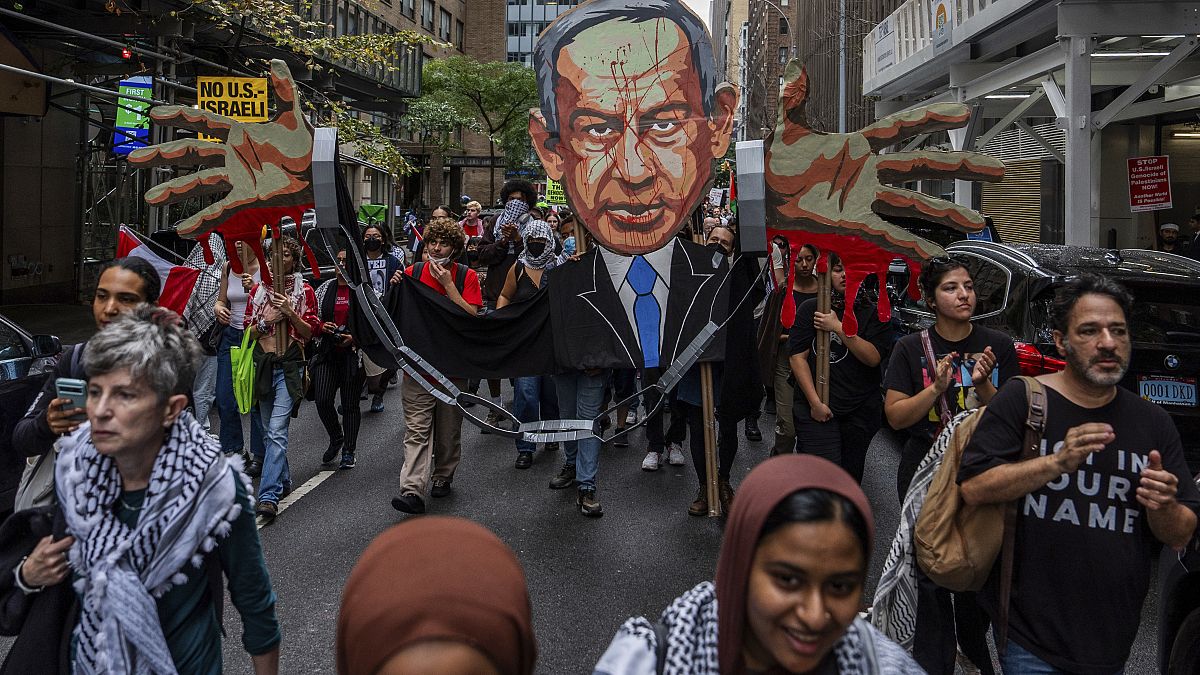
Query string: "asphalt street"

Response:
xmin=0 ymin=377 xmax=1163 ymax=673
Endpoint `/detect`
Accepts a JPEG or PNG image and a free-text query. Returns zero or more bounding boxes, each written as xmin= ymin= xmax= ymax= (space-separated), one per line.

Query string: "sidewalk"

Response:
xmin=1 ymin=304 xmax=95 ymax=345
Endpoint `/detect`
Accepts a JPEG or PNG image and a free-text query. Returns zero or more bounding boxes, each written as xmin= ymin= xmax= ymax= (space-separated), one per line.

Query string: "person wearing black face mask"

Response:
xmin=497 ymin=219 xmax=561 ymax=470
xmin=361 ymin=224 xmax=403 ymax=412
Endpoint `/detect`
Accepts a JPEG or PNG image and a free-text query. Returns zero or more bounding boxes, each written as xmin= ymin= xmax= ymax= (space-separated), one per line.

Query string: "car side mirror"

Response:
xmin=31 ymin=334 xmax=61 ymax=359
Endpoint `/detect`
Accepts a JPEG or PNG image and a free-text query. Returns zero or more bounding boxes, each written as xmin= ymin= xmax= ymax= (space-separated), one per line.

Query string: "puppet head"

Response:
xmin=529 ymin=0 xmax=738 ymax=256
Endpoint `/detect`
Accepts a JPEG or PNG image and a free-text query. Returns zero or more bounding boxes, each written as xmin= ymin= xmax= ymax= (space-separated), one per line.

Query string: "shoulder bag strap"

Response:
xmin=454 ymin=262 xmax=468 ymax=292
xmin=413 ymin=262 xmax=425 ymax=283
xmin=997 ymin=375 xmax=1047 ymax=655
xmin=919 ymin=329 xmax=953 ymax=429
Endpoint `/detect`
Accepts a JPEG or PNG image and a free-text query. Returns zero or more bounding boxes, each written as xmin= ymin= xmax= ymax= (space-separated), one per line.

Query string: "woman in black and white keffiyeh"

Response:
xmin=594 ymin=456 xmax=921 ymax=675
xmin=55 ymin=305 xmax=280 ymax=674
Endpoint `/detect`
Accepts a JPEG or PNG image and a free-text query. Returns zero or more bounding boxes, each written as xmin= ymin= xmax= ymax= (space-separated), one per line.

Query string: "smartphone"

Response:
xmin=54 ymin=378 xmax=88 ymax=422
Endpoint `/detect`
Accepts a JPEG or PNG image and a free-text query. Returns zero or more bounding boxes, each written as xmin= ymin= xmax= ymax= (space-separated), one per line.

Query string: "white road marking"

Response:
xmin=256 ymin=469 xmax=338 ymax=529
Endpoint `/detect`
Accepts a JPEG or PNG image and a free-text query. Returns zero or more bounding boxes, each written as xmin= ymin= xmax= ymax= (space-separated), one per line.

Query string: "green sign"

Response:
xmin=545 ymin=178 xmax=567 ymax=205
xmin=358 ymin=203 xmax=387 ymax=224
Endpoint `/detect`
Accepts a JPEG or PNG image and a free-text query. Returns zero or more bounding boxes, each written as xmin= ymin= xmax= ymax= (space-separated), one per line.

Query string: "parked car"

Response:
xmin=887 ymin=241 xmax=1200 ymax=473
xmin=0 ymin=314 xmax=62 ymax=514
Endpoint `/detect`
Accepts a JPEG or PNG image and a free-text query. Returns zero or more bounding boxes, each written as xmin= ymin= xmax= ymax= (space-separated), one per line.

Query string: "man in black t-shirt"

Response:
xmin=788 ymin=256 xmax=893 ymax=482
xmin=959 ymin=275 xmax=1200 ymax=674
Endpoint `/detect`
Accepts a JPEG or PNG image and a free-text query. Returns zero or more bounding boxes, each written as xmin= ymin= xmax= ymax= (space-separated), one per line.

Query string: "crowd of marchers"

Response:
xmin=0 ymin=180 xmax=1196 ymax=675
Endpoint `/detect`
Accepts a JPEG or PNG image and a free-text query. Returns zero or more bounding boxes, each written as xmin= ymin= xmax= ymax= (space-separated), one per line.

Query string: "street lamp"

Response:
xmin=759 ymin=0 xmax=797 ymax=58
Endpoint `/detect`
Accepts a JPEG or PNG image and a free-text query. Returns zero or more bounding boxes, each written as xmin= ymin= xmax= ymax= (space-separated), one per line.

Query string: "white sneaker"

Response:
xmin=625 ymin=409 xmax=638 ymax=426
xmin=641 ymin=451 xmax=661 ymax=471
xmin=666 ymin=443 xmax=686 ymax=466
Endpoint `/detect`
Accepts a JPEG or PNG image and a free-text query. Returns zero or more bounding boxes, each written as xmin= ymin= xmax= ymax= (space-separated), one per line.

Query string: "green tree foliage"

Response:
xmin=399 ymin=98 xmax=483 ymax=156
xmin=421 ymin=56 xmax=538 ymax=194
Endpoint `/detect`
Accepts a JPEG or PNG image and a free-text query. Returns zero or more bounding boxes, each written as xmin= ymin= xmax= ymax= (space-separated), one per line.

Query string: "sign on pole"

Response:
xmin=932 ymin=0 xmax=953 ymax=54
xmin=113 ymin=76 xmax=152 ymax=155
xmin=197 ymin=76 xmax=269 ymax=141
xmin=1128 ymin=156 xmax=1173 ymax=212
xmin=545 ymin=178 xmax=567 ymax=205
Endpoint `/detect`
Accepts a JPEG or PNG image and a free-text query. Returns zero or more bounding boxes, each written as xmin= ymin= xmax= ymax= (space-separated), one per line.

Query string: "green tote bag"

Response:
xmin=230 ymin=328 xmax=257 ymax=414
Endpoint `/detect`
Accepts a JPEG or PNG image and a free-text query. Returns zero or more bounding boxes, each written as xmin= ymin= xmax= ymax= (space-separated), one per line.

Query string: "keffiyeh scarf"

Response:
xmin=595 ymin=582 xmax=922 ymax=674
xmin=248 ymin=272 xmax=306 ymax=337
xmin=56 ymin=411 xmax=246 ymax=674
xmin=517 ymin=219 xmax=558 ymax=270
xmin=493 ymin=199 xmax=531 ymax=254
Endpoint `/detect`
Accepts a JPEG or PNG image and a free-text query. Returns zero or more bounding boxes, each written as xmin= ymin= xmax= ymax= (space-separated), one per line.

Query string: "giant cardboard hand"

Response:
xmin=766 ymin=62 xmax=1004 ymax=333
xmin=128 ymin=60 xmax=316 ymax=277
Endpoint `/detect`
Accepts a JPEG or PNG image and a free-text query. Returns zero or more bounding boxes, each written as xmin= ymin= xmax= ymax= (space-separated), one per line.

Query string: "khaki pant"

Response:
xmin=399 ymin=374 xmax=465 ymax=497
xmin=772 ymin=343 xmax=796 ymax=455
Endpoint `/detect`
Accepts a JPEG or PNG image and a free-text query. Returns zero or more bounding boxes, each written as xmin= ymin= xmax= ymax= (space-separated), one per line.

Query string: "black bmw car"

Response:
xmin=0 ymin=313 xmax=62 ymax=514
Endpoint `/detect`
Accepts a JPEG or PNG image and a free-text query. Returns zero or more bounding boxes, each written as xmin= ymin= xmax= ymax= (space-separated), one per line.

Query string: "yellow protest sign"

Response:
xmin=197 ymin=77 xmax=268 ymax=140
xmin=545 ymin=178 xmax=567 ymax=205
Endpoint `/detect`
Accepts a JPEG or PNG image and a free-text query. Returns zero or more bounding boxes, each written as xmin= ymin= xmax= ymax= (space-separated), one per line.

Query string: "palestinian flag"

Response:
xmin=116 ymin=226 xmax=201 ymax=315
xmin=729 ymin=171 xmax=737 ymax=215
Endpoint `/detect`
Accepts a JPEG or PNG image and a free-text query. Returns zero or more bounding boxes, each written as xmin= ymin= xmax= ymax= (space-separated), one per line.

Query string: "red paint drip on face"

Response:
xmin=771 ymin=228 xmax=924 ymax=336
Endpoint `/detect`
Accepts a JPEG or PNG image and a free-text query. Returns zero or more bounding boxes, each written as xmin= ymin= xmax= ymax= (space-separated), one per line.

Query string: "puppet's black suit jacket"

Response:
xmin=549 ymin=238 xmax=729 ymax=371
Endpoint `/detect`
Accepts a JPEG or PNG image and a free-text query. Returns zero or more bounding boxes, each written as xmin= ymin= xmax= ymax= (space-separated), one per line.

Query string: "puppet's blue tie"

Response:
xmin=627 ymin=255 xmax=660 ymax=368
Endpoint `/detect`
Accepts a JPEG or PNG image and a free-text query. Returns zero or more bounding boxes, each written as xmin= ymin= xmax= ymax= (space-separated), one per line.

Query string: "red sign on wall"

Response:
xmin=1128 ymin=155 xmax=1173 ymax=212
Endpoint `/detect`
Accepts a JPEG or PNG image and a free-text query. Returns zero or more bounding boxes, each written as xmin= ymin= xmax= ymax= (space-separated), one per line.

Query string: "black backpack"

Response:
xmin=412 ymin=261 xmax=469 ymax=293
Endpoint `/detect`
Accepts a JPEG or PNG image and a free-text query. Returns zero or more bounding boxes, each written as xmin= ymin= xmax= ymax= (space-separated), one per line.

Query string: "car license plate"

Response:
xmin=1139 ymin=376 xmax=1197 ymax=407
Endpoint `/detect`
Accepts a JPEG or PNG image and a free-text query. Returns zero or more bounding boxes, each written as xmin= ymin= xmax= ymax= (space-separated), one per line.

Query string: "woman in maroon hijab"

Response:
xmin=336 ymin=517 xmax=537 ymax=675
xmin=594 ymin=455 xmax=921 ymax=674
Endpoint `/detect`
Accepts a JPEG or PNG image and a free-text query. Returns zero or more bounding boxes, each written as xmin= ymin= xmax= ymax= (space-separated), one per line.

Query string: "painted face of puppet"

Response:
xmin=532 ymin=11 xmax=737 ymax=256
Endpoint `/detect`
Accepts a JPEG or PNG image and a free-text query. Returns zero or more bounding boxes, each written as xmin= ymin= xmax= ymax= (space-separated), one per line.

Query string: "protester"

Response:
xmin=337 ymin=517 xmax=536 ymax=675
xmin=312 ymin=248 xmax=364 ymax=470
xmin=770 ymin=244 xmax=818 ymax=456
xmin=594 ymin=455 xmax=920 ymax=674
xmin=361 ymin=224 xmax=403 ymax=413
xmin=392 ymin=217 xmax=482 ymax=515
xmin=245 ymin=235 xmax=321 ymax=519
xmin=496 ymin=219 xmax=560 ymax=469
xmin=53 ymin=305 xmax=280 ymax=673
xmin=460 ymin=201 xmax=486 ymax=238
xmin=213 ymin=240 xmax=266 ymax=475
xmin=475 ymin=179 xmax=536 ymax=425
xmin=788 ymin=253 xmax=893 ymax=484
xmin=959 ymin=275 xmax=1200 ymax=674
xmin=610 ymin=368 xmax=641 ymax=448
xmin=881 ymin=256 xmax=1017 ymax=674
xmin=13 ymin=257 xmax=161 ymax=462
xmin=884 ymin=257 xmax=1019 ymax=500
xmin=1159 ymin=222 xmax=1183 ymax=254
xmin=551 ymin=364 xmax=608 ymax=517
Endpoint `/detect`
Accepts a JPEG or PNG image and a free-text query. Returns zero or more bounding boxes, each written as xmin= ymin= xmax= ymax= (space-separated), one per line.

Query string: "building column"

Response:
xmin=1063 ymin=35 xmax=1095 ymax=246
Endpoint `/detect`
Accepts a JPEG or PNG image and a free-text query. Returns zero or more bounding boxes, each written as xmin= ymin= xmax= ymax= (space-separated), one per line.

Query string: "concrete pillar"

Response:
xmin=1064 ymin=36 xmax=1096 ymax=246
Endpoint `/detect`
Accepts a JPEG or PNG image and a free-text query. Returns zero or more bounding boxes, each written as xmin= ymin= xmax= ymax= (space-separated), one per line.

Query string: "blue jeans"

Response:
xmin=513 ymin=376 xmax=559 ymax=453
xmin=553 ymin=370 xmax=607 ymax=490
xmin=257 ymin=367 xmax=294 ymax=504
xmin=192 ymin=355 xmax=217 ymax=432
xmin=216 ymin=326 xmax=264 ymax=457
xmin=998 ymin=636 xmax=1124 ymax=675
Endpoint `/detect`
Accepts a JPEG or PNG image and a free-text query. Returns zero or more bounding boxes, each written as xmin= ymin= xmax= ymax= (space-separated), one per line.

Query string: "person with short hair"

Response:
xmin=392 ymin=218 xmax=482 ymax=515
xmin=1159 ymin=222 xmax=1183 ymax=254
xmin=13 ymin=257 xmax=161 ymax=461
xmin=213 ymin=239 xmax=267 ymax=476
xmin=595 ymin=455 xmax=920 ymax=674
xmin=52 ymin=305 xmax=280 ymax=673
xmin=460 ymin=201 xmax=486 ymax=238
xmin=959 ymin=275 xmax=1200 ymax=674
xmin=244 ymin=235 xmax=321 ymax=519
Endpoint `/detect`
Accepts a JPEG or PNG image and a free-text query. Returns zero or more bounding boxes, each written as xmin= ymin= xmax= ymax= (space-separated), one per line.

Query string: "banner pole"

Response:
xmin=692 ymin=224 xmax=721 ymax=517
xmin=816 ymin=262 xmax=831 ymax=405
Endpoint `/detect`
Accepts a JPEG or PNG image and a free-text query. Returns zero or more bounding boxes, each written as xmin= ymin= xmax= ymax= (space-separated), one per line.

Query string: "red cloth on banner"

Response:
xmin=116 ymin=226 xmax=201 ymax=315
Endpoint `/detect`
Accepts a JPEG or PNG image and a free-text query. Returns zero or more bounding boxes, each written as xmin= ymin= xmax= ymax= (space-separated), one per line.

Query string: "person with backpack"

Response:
xmin=881 ymin=257 xmax=1017 ymax=675
xmin=495 ymin=219 xmax=560 ymax=470
xmin=593 ymin=455 xmax=921 ymax=674
xmin=788 ymin=253 xmax=893 ymax=484
xmin=958 ymin=275 xmax=1200 ymax=674
xmin=391 ymin=218 xmax=482 ymax=515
